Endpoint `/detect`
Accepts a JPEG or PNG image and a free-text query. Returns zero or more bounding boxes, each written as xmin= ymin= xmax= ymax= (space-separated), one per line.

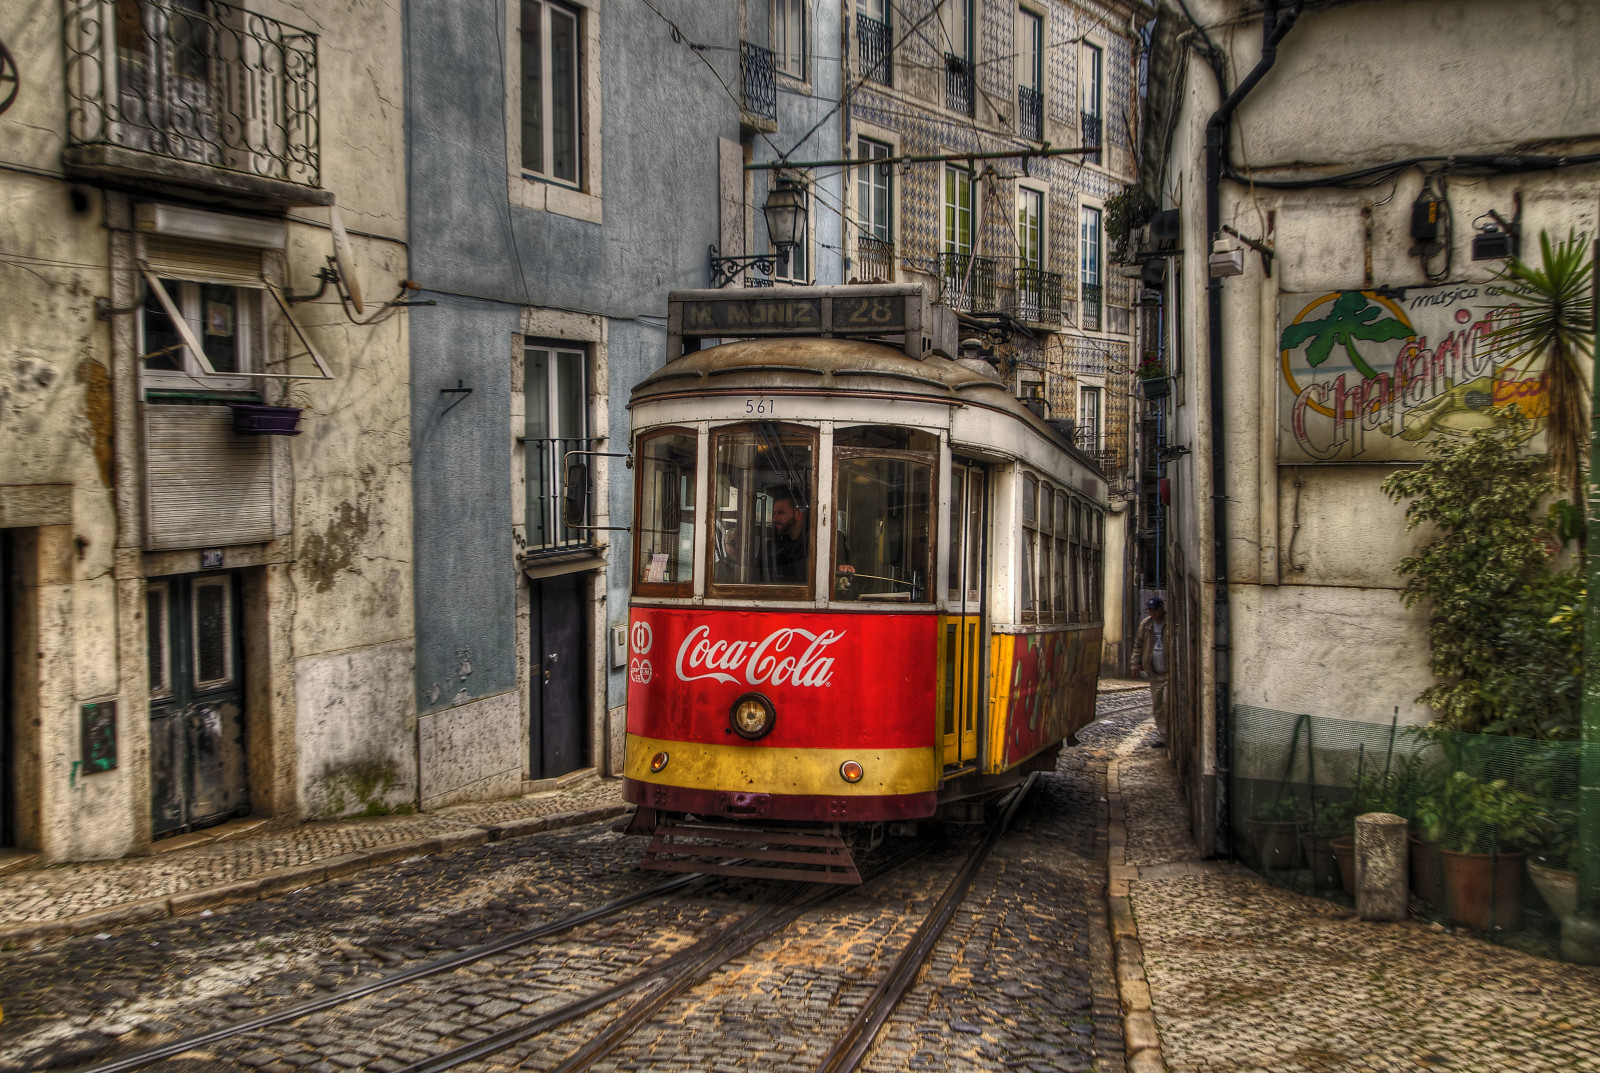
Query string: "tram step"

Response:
xmin=640 ymin=819 xmax=862 ymax=885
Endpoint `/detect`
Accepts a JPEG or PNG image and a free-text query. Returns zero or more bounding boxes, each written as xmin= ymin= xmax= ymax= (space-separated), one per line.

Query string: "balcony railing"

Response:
xmin=854 ymin=233 xmax=894 ymax=282
xmin=64 ymin=0 xmax=320 ymax=190
xmin=857 ymin=14 xmax=892 ymax=87
xmin=1081 ymin=111 xmax=1103 ymax=165
xmin=741 ymin=41 xmax=777 ymax=122
xmin=1018 ymin=85 xmax=1043 ymax=141
xmin=525 ymin=436 xmax=600 ymax=556
xmin=936 ymin=252 xmax=996 ymax=313
xmin=1013 ymin=264 xmax=1062 ymax=325
xmin=945 ymin=53 xmax=974 ymax=115
xmin=1081 ymin=282 xmax=1103 ymax=331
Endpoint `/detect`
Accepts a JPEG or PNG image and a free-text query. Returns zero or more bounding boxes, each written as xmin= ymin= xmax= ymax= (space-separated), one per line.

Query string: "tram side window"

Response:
xmin=1038 ymin=482 xmax=1055 ymax=623
xmin=832 ymin=455 xmax=933 ymax=602
xmin=710 ymin=423 xmax=817 ymax=594
xmin=1092 ymin=509 xmax=1106 ymax=619
xmin=1020 ymin=472 xmax=1038 ymax=621
xmin=1053 ymin=491 xmax=1069 ymax=621
xmin=635 ymin=430 xmax=697 ymax=592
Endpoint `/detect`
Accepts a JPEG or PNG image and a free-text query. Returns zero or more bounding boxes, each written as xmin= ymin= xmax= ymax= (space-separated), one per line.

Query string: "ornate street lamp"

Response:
xmin=709 ymin=176 xmax=810 ymax=287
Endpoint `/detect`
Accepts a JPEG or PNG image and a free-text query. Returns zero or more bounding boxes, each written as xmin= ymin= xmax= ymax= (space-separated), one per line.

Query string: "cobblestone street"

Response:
xmin=0 ymin=699 xmax=1128 ymax=1073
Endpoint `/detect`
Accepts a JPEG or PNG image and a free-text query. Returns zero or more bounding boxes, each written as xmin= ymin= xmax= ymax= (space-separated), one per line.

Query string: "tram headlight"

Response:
xmin=650 ymin=751 xmax=670 ymax=773
xmin=839 ymin=760 xmax=864 ymax=783
xmin=729 ymin=693 xmax=777 ymax=740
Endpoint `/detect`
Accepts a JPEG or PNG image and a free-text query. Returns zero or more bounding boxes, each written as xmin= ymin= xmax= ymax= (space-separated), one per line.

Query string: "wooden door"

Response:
xmin=531 ymin=572 xmax=589 ymax=779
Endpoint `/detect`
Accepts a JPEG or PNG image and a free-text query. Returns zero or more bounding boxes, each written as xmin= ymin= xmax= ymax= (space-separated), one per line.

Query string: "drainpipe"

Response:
xmin=1203 ymin=0 xmax=1301 ymax=854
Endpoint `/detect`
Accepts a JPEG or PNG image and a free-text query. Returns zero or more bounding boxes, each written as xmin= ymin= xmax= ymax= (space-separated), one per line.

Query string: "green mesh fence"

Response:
xmin=1231 ymin=705 xmax=1585 ymax=960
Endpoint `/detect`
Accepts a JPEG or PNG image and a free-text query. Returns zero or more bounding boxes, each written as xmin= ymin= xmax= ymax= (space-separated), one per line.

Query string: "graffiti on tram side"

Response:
xmin=993 ymin=627 xmax=1102 ymax=769
xmin=1278 ymin=284 xmax=1545 ymax=463
xmin=627 ymin=607 xmax=937 ymax=750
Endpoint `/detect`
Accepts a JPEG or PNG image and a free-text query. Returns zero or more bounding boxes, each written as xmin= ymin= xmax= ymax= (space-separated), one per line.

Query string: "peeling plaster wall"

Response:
xmin=1156 ymin=0 xmax=1600 ymax=851
xmin=0 ymin=0 xmax=415 ymax=857
xmin=295 ymin=639 xmax=418 ymax=817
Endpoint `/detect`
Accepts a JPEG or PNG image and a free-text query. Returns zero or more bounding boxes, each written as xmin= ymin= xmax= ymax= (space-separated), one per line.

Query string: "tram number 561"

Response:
xmin=744 ymin=398 xmax=774 ymax=415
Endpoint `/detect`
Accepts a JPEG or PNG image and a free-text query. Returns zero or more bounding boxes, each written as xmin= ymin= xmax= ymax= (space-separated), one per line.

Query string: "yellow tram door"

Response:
xmin=940 ymin=463 xmax=987 ymax=770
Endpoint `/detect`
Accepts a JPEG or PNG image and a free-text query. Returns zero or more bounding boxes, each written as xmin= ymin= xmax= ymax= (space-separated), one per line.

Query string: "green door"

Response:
xmin=148 ymin=572 xmax=249 ymax=837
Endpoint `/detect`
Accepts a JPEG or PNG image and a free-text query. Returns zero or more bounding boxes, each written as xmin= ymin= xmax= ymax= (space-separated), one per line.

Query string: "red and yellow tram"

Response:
xmin=620 ymin=285 xmax=1108 ymax=881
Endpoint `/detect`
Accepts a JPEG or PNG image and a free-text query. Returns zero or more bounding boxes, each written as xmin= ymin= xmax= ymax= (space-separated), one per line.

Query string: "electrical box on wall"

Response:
xmin=1410 ymin=197 xmax=1441 ymax=242
xmin=610 ymin=624 xmax=628 ymax=669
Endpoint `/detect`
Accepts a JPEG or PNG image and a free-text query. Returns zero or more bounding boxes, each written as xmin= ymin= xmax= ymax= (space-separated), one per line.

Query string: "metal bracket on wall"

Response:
xmin=439 ymin=380 xmax=473 ymax=415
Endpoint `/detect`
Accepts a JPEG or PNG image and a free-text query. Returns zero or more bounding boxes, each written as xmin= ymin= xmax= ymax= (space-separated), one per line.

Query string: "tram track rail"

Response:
xmin=398 ymin=777 xmax=1037 ymax=1073
xmin=72 ymin=871 xmax=708 ymax=1073
xmin=73 ymin=777 xmax=1036 ymax=1073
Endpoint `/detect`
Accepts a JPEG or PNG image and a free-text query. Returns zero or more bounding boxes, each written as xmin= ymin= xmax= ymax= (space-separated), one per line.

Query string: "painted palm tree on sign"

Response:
xmin=1279 ymin=290 xmax=1414 ymax=380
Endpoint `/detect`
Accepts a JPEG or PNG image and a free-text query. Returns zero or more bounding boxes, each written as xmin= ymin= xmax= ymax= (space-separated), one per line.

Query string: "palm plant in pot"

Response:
xmin=1416 ymin=771 xmax=1551 ymax=932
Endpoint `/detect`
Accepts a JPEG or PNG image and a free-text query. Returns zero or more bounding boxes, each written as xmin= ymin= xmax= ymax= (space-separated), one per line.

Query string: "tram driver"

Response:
xmin=753 ymin=488 xmax=854 ymax=587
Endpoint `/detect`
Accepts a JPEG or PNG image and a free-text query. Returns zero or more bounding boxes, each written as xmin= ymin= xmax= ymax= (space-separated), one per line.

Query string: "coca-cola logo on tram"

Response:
xmin=674 ymin=624 xmax=844 ymax=688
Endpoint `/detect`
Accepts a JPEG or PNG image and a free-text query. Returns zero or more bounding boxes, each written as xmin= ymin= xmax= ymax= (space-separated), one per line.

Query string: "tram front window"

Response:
xmin=710 ymin=424 xmax=817 ymax=593
xmin=832 ymin=455 xmax=932 ymax=602
xmin=636 ymin=430 xmax=696 ymax=591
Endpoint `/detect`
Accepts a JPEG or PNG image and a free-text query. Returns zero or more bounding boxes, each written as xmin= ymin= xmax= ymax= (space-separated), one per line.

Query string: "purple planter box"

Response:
xmin=229 ymin=403 xmax=303 ymax=436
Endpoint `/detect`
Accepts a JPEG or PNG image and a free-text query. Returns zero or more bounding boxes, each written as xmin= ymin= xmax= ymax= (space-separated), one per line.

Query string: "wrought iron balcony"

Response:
xmin=1013 ymin=264 xmax=1062 ymax=325
xmin=1018 ymin=85 xmax=1043 ymax=141
xmin=741 ymin=41 xmax=777 ymax=122
xmin=857 ymin=14 xmax=891 ymax=87
xmin=63 ymin=0 xmax=325 ymax=203
xmin=1081 ymin=111 xmax=1103 ymax=165
xmin=1081 ymin=281 xmax=1104 ymax=331
xmin=854 ymin=233 xmax=894 ymax=283
xmin=945 ymin=53 xmax=974 ymax=116
xmin=936 ymin=252 xmax=996 ymax=313
xmin=525 ymin=436 xmax=600 ymax=557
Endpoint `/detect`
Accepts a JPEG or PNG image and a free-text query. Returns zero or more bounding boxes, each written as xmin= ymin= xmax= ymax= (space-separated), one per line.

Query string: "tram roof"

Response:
xmin=630 ymin=337 xmax=1103 ymax=478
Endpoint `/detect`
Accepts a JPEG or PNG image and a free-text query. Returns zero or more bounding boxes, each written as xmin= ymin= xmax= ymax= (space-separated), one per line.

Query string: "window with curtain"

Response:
xmin=1018 ymin=187 xmax=1044 ymax=270
xmin=943 ymin=164 xmax=973 ymax=255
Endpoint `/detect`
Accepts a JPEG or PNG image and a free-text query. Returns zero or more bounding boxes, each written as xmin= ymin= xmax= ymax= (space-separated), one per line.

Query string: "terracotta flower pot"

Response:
xmin=1246 ymin=817 xmax=1305 ymax=870
xmin=1329 ymin=835 xmax=1356 ymax=895
xmin=1527 ymin=860 xmax=1578 ymax=921
xmin=1409 ymin=835 xmax=1441 ymax=905
xmin=1440 ymin=848 xmax=1523 ymax=932
xmin=1301 ymin=833 xmax=1343 ymax=888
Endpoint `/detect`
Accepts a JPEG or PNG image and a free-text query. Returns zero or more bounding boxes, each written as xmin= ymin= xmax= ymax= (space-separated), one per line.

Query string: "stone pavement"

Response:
xmin=0 ymin=771 xmax=625 ymax=941
xmin=1095 ymin=693 xmax=1600 ymax=1073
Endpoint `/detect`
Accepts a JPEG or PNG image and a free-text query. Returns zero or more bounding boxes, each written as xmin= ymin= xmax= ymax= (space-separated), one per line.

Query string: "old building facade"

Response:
xmin=401 ymin=0 xmax=848 ymax=801
xmin=1 ymin=0 xmax=414 ymax=862
xmin=837 ymin=0 xmax=1149 ymax=669
xmin=1143 ymin=0 xmax=1600 ymax=853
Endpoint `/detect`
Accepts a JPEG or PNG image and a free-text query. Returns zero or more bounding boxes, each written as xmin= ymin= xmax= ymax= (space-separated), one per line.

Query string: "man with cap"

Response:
xmin=1130 ymin=595 xmax=1169 ymax=740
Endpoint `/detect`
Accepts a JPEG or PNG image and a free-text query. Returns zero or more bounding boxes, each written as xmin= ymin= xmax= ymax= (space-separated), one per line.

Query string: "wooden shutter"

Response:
xmin=145 ymin=404 xmax=275 ymax=550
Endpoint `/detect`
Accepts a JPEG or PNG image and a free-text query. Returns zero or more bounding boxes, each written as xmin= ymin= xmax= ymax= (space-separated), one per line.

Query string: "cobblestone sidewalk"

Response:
xmin=1100 ymin=697 xmax=1600 ymax=1073
xmin=0 ymin=774 xmax=624 ymax=935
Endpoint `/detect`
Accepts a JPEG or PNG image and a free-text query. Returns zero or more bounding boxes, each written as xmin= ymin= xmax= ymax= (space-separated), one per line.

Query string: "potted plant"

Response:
xmin=1527 ymin=808 xmax=1578 ymax=920
xmin=1302 ymin=796 xmax=1355 ymax=891
xmin=1418 ymin=771 xmax=1550 ymax=931
xmin=1136 ymin=358 xmax=1169 ymax=400
xmin=1246 ymin=795 xmax=1309 ymax=871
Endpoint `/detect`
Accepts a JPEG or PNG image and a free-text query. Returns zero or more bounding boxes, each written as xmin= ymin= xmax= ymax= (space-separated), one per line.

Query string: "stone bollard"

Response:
xmin=1354 ymin=812 xmax=1408 ymax=921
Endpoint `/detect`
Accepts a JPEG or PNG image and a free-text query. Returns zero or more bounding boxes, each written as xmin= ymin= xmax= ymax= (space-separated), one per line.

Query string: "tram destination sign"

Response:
xmin=667 ymin=284 xmax=947 ymax=361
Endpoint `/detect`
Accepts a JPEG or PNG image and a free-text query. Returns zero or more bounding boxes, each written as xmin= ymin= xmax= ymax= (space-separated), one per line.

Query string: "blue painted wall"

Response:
xmin=406 ymin=0 xmax=843 ymax=723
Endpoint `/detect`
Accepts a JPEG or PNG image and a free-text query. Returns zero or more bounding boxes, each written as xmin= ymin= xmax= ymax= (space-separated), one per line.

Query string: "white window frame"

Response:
xmin=943 ymin=163 xmax=974 ymax=256
xmin=1080 ymin=202 xmax=1103 ymax=331
xmin=518 ymin=1 xmax=582 ymax=188
xmin=942 ymin=0 xmax=973 ymax=63
xmin=1081 ymin=40 xmax=1104 ymax=121
xmin=1078 ymin=383 xmax=1104 ymax=451
xmin=1017 ymin=184 xmax=1045 ymax=271
xmin=856 ymin=136 xmax=894 ymax=243
xmin=1018 ymin=7 xmax=1043 ymax=93
xmin=772 ymin=0 xmax=806 ymax=80
xmin=507 ymin=0 xmax=602 ymax=221
xmin=138 ymin=266 xmax=331 ymax=387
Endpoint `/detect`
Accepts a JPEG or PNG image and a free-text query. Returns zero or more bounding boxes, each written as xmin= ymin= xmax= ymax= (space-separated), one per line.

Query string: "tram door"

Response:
xmin=940 ymin=462 xmax=987 ymax=769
